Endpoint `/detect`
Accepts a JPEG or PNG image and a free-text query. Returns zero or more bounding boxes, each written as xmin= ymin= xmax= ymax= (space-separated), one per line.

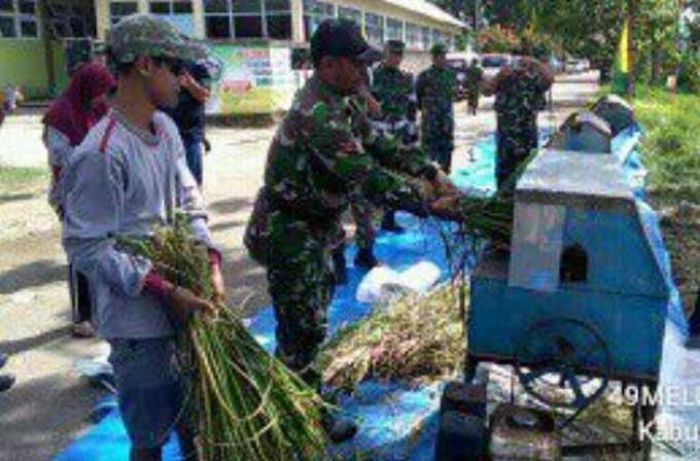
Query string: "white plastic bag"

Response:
xmin=356 ymin=260 xmax=441 ymax=303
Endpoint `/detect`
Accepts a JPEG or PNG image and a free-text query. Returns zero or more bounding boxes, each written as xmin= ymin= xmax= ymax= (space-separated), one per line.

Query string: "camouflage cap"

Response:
xmin=107 ymin=14 xmax=206 ymax=64
xmin=430 ymin=43 xmax=447 ymax=56
xmin=385 ymin=40 xmax=405 ymax=55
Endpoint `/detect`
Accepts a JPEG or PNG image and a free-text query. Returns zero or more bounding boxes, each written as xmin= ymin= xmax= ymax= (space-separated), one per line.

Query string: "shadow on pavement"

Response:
xmin=0 ymin=259 xmax=66 ymax=295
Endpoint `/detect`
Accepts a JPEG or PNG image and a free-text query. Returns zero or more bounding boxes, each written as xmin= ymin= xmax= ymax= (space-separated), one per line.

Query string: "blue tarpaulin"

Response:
xmin=53 ymin=127 xmax=690 ymax=461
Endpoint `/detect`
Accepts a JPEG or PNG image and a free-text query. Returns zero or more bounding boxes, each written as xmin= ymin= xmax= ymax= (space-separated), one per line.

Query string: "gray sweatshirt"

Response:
xmin=62 ymin=108 xmax=215 ymax=339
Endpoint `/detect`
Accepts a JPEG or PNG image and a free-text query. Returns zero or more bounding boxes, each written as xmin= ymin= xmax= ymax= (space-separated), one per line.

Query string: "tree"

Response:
xmin=433 ymin=0 xmax=683 ymax=83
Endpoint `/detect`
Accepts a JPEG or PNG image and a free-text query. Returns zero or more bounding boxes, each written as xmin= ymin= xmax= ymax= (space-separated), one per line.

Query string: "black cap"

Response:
xmin=385 ymin=40 xmax=405 ymax=55
xmin=310 ymin=18 xmax=383 ymax=66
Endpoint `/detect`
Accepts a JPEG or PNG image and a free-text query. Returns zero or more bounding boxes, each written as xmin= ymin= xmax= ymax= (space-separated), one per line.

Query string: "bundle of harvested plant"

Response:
xmin=120 ymin=218 xmax=327 ymax=461
xmin=320 ymin=286 xmax=465 ymax=392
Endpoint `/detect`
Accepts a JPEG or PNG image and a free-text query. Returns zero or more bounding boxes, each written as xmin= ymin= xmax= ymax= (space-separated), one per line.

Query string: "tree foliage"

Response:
xmin=446 ymin=0 xmax=684 ymax=83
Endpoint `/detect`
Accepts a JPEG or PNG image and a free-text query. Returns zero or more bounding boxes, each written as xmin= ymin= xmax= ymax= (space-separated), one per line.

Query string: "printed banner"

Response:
xmin=205 ymin=43 xmax=296 ymax=115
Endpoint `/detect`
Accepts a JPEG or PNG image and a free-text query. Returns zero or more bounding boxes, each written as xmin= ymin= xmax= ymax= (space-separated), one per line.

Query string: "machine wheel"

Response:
xmin=513 ymin=317 xmax=612 ymax=413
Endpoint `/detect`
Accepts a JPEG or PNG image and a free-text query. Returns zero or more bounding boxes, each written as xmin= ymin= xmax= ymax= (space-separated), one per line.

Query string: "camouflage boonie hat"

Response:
xmin=430 ymin=43 xmax=447 ymax=56
xmin=107 ymin=14 xmax=206 ymax=64
xmin=385 ymin=40 xmax=405 ymax=55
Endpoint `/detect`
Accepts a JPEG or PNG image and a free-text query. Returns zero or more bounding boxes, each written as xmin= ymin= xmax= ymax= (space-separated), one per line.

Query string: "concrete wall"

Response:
xmin=0 ymin=40 xmax=68 ymax=99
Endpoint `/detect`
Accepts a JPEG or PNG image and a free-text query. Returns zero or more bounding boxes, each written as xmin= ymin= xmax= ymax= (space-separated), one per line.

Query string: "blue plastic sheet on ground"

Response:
xmin=53 ymin=134 xmax=504 ymax=461
xmin=54 ymin=127 xmax=690 ymax=461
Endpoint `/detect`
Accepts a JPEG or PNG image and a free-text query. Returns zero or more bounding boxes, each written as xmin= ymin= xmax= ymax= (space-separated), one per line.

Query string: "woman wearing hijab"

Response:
xmin=43 ymin=62 xmax=115 ymax=338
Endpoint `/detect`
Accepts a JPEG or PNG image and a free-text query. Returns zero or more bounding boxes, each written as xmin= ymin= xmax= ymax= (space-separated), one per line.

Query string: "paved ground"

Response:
xmin=0 ymin=71 xmax=599 ymax=461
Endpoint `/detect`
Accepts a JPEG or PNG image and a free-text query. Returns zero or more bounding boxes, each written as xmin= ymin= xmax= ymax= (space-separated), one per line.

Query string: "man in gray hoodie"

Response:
xmin=61 ymin=14 xmax=224 ymax=461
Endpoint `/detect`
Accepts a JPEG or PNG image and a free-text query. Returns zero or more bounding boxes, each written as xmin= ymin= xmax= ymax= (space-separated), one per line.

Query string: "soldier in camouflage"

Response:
xmin=370 ymin=39 xmax=419 ymax=233
xmin=416 ymin=43 xmax=457 ymax=174
xmin=244 ymin=18 xmax=451 ymax=442
xmin=465 ymin=58 xmax=483 ymax=116
xmin=483 ymin=56 xmax=554 ymax=190
xmin=336 ymin=40 xmax=420 ymax=274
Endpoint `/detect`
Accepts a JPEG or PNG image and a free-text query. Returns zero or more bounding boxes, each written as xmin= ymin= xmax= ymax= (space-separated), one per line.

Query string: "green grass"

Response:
xmin=0 ymin=166 xmax=48 ymax=200
xmin=0 ymin=166 xmax=48 ymax=187
xmin=634 ymin=88 xmax=700 ymax=204
xmin=632 ymin=86 xmax=700 ymax=313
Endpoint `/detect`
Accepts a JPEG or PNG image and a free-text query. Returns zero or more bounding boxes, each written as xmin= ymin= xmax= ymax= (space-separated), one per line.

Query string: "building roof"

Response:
xmin=381 ymin=0 xmax=466 ymax=29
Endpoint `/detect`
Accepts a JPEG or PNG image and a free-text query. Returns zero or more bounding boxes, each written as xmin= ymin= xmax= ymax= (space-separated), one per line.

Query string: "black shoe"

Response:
xmin=321 ymin=412 xmax=358 ymax=444
xmin=0 ymin=374 xmax=15 ymax=393
xmin=354 ymin=248 xmax=378 ymax=270
xmin=332 ymin=248 xmax=348 ymax=285
xmin=380 ymin=213 xmax=404 ymax=234
xmin=0 ymin=354 xmax=7 ymax=370
xmin=381 ymin=221 xmax=405 ymax=233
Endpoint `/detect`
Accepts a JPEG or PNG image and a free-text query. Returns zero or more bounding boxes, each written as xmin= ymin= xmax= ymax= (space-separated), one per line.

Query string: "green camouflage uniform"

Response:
xmin=465 ymin=63 xmax=483 ymax=113
xmin=494 ymin=65 xmax=550 ymax=190
xmin=416 ymin=65 xmax=456 ymax=173
xmin=347 ymin=63 xmax=420 ymax=252
xmin=370 ymin=63 xmax=418 ymax=148
xmin=244 ymin=75 xmax=434 ymax=386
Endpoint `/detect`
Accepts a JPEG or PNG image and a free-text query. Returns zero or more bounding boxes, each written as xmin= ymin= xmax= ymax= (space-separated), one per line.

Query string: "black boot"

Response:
xmin=0 ymin=374 xmax=15 ymax=393
xmin=354 ymin=248 xmax=378 ymax=270
xmin=332 ymin=247 xmax=348 ymax=285
xmin=321 ymin=411 xmax=358 ymax=444
xmin=0 ymin=353 xmax=7 ymax=369
xmin=380 ymin=211 xmax=404 ymax=233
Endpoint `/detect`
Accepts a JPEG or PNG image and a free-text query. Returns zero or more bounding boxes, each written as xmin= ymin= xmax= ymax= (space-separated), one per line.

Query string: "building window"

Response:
xmin=337 ymin=5 xmax=361 ymax=26
xmin=406 ymin=23 xmax=421 ymax=50
xmin=303 ymin=0 xmax=334 ymax=39
xmin=203 ymin=0 xmax=291 ymax=39
xmin=265 ymin=0 xmax=291 ymax=39
xmin=149 ymin=0 xmax=193 ymax=14
xmin=432 ymin=28 xmax=443 ymax=46
xmin=109 ymin=1 xmax=138 ymax=25
xmin=149 ymin=0 xmax=194 ymax=35
xmin=267 ymin=14 xmax=290 ymax=39
xmin=385 ymin=17 xmax=402 ymax=42
xmin=421 ymin=26 xmax=430 ymax=50
xmin=0 ymin=0 xmax=37 ymax=38
xmin=364 ymin=12 xmax=382 ymax=46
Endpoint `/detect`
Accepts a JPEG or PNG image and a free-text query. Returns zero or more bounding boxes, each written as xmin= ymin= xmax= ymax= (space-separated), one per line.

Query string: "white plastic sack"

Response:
xmin=356 ymin=260 xmax=441 ymax=304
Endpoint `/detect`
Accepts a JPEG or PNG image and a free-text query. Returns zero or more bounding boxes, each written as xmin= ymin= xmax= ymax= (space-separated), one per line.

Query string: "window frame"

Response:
xmin=302 ymin=0 xmax=335 ymax=40
xmin=405 ymin=23 xmax=421 ymax=51
xmin=203 ymin=0 xmax=291 ymax=40
xmin=0 ymin=0 xmax=38 ymax=39
xmin=109 ymin=0 xmax=139 ymax=26
xmin=364 ymin=11 xmax=383 ymax=46
xmin=148 ymin=0 xmax=194 ymax=15
xmin=385 ymin=17 xmax=402 ymax=42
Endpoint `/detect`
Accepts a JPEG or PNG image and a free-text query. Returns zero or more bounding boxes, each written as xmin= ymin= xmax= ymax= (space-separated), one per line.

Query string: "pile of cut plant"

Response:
xmin=320 ymin=160 xmax=534 ymax=391
xmin=320 ymin=286 xmax=466 ymax=392
xmin=120 ymin=217 xmax=328 ymax=461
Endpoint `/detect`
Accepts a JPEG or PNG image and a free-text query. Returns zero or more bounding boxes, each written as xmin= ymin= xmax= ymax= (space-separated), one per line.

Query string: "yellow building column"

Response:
xmin=291 ymin=0 xmax=304 ymax=43
xmin=137 ymin=0 xmax=148 ymax=14
xmin=95 ymin=0 xmax=109 ymax=40
xmin=192 ymin=0 xmax=205 ymax=39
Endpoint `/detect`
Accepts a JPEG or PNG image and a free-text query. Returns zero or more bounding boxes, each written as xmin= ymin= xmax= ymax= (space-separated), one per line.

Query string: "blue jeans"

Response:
xmin=183 ymin=136 xmax=203 ymax=186
xmin=108 ymin=337 xmax=186 ymax=449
